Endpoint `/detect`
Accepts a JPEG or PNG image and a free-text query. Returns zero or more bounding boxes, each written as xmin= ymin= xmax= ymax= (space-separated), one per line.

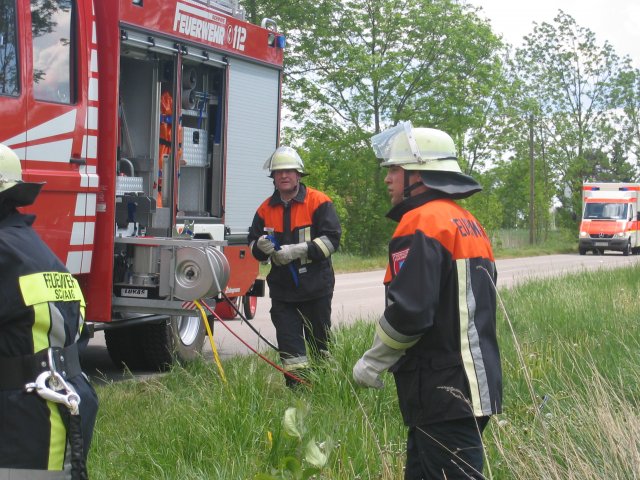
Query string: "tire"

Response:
xmin=623 ymin=241 xmax=631 ymax=256
xmin=105 ymin=326 xmax=149 ymax=371
xmin=243 ymin=295 xmax=257 ymax=320
xmin=579 ymin=248 xmax=586 ymax=255
xmin=141 ymin=315 xmax=206 ymax=371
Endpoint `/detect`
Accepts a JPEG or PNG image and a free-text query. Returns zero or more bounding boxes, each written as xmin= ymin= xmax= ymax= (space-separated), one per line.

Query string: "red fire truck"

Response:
xmin=0 ymin=0 xmax=284 ymax=369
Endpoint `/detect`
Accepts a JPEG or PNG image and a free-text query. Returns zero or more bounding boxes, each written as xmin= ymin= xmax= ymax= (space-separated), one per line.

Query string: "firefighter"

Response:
xmin=0 ymin=144 xmax=98 ymax=478
xmin=248 ymin=146 xmax=342 ymax=388
xmin=352 ymin=124 xmax=502 ymax=479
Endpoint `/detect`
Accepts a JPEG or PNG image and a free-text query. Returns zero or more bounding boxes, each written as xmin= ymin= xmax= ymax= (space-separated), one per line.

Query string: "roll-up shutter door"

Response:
xmin=225 ymin=58 xmax=280 ymax=232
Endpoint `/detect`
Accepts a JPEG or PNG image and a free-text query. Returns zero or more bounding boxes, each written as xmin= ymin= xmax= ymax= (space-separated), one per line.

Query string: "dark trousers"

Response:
xmin=270 ymin=295 xmax=332 ymax=384
xmin=405 ymin=416 xmax=490 ymax=480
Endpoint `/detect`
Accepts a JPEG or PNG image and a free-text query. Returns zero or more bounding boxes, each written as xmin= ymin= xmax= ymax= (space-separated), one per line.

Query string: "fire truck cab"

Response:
xmin=0 ymin=0 xmax=284 ymax=369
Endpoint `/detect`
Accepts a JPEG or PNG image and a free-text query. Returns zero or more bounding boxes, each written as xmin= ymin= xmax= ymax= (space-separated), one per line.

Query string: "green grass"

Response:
xmin=89 ymin=267 xmax=640 ymax=479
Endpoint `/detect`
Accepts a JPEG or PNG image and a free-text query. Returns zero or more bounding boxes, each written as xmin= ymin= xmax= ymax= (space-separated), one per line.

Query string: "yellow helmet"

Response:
xmin=0 ymin=144 xmax=44 ymax=206
xmin=371 ymin=122 xmax=481 ymax=198
xmin=263 ymin=146 xmax=307 ymax=177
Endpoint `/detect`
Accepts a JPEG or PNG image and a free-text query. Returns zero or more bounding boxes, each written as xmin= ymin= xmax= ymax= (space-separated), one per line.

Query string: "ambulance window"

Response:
xmin=31 ymin=0 xmax=76 ymax=104
xmin=0 ymin=0 xmax=19 ymax=96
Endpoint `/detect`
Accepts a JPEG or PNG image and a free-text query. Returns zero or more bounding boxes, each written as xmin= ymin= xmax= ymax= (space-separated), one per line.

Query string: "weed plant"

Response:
xmin=89 ymin=267 xmax=640 ymax=479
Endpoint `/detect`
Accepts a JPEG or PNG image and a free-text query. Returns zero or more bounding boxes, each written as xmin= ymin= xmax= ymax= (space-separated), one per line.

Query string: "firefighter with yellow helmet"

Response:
xmin=353 ymin=123 xmax=502 ymax=479
xmin=248 ymin=146 xmax=342 ymax=388
xmin=0 ymin=144 xmax=98 ymax=478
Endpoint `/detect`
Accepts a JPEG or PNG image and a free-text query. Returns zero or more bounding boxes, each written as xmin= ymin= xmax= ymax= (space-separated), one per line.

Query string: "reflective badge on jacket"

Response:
xmin=391 ymin=248 xmax=409 ymax=276
xmin=19 ymin=272 xmax=85 ymax=306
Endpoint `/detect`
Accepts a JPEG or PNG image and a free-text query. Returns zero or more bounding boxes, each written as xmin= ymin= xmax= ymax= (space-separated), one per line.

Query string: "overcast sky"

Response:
xmin=469 ymin=0 xmax=640 ymax=67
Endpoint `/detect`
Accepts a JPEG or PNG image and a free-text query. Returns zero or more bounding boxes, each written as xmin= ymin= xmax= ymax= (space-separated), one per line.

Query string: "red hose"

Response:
xmin=200 ymin=301 xmax=310 ymax=386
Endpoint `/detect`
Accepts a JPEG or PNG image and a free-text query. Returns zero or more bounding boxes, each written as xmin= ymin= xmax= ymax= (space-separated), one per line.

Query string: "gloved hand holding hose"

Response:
xmin=272 ymin=242 xmax=308 ymax=266
xmin=256 ymin=235 xmax=276 ymax=255
xmin=264 ymin=229 xmax=300 ymax=287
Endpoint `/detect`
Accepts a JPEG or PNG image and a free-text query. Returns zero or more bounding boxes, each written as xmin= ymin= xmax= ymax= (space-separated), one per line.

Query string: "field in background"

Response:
xmin=490 ymin=228 xmax=577 ymax=258
xmin=88 ymin=266 xmax=639 ymax=479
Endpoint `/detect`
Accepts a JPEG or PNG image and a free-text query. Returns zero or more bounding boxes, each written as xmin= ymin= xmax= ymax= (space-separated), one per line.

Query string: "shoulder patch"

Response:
xmin=391 ymin=248 xmax=410 ymax=275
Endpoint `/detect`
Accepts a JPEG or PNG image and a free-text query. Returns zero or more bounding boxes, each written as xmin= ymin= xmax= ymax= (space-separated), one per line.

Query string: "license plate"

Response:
xmin=594 ymin=242 xmax=608 ymax=247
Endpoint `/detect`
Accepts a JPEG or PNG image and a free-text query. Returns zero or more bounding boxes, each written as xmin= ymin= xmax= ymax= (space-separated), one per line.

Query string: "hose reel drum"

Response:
xmin=173 ymin=245 xmax=230 ymax=301
xmin=115 ymin=237 xmax=230 ymax=302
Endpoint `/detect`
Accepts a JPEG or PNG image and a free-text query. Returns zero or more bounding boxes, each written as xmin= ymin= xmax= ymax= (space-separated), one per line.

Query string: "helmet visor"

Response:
xmin=371 ymin=121 xmax=423 ymax=164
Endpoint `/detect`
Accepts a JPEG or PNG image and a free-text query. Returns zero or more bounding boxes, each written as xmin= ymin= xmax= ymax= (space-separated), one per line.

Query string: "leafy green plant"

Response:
xmin=256 ymin=403 xmax=333 ymax=480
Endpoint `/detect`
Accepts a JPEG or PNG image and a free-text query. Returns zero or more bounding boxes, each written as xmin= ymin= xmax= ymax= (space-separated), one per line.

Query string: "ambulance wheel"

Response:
xmin=105 ymin=326 xmax=149 ymax=371
xmin=579 ymin=248 xmax=586 ymax=255
xmin=243 ymin=295 xmax=257 ymax=320
xmin=141 ymin=316 xmax=206 ymax=371
xmin=623 ymin=241 xmax=631 ymax=256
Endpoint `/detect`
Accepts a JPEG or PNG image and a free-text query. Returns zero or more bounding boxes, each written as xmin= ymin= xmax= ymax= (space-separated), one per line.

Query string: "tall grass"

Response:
xmin=89 ymin=267 xmax=640 ymax=479
xmin=487 ymin=269 xmax=640 ymax=479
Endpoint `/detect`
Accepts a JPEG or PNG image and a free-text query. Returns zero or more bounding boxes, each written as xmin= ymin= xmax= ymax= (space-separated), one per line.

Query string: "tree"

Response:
xmin=243 ymin=0 xmax=505 ymax=253
xmin=612 ymin=64 xmax=640 ymax=167
xmin=511 ymin=11 xmax=625 ymax=227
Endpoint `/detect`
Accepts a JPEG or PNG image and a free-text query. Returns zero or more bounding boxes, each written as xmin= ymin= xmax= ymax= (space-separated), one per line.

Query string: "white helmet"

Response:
xmin=371 ymin=122 xmax=481 ymax=198
xmin=0 ymin=144 xmax=43 ymax=206
xmin=372 ymin=121 xmax=459 ymax=171
xmin=263 ymin=146 xmax=307 ymax=177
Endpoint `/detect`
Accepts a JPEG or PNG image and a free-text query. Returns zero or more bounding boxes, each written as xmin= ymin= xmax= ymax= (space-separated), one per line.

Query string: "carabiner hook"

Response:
xmin=25 ymin=371 xmax=81 ymax=415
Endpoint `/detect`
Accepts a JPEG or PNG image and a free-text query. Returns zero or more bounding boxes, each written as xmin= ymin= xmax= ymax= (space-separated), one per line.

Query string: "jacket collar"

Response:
xmin=385 ymin=190 xmax=450 ymax=223
xmin=0 ymin=210 xmax=36 ymax=228
xmin=269 ymin=182 xmax=307 ymax=206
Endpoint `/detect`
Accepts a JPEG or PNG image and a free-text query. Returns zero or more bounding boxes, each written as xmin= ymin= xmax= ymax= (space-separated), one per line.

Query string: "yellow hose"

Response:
xmin=194 ymin=300 xmax=227 ymax=383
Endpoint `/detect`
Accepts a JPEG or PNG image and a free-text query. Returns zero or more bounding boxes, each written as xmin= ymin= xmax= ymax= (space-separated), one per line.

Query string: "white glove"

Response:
xmin=353 ymin=357 xmax=384 ymax=389
xmin=272 ymin=242 xmax=308 ymax=266
xmin=353 ymin=333 xmax=404 ymax=389
xmin=256 ymin=235 xmax=275 ymax=255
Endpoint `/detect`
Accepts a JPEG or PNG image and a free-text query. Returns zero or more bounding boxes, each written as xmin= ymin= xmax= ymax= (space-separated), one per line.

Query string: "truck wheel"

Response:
xmin=105 ymin=326 xmax=149 ymax=371
xmin=141 ymin=316 xmax=206 ymax=371
xmin=623 ymin=241 xmax=631 ymax=256
xmin=579 ymin=248 xmax=586 ymax=255
xmin=243 ymin=295 xmax=257 ymax=320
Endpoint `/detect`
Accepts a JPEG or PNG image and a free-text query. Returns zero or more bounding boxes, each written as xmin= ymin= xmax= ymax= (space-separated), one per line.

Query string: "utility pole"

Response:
xmin=529 ymin=114 xmax=535 ymax=245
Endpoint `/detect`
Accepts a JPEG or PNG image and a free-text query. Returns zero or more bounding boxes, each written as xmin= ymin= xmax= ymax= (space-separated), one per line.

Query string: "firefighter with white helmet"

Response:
xmin=371 ymin=122 xmax=482 ymax=201
xmin=353 ymin=123 xmax=502 ymax=479
xmin=249 ymin=145 xmax=341 ymax=388
xmin=0 ymin=144 xmax=98 ymax=478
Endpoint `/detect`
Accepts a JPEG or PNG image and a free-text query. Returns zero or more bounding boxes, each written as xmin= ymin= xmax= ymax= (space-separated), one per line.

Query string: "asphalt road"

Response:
xmin=81 ymin=252 xmax=640 ymax=382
